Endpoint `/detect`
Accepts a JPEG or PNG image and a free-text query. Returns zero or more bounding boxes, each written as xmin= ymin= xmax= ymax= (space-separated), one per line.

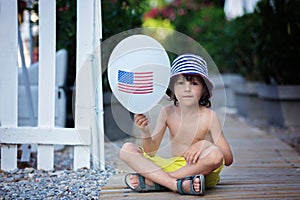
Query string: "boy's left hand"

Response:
xmin=183 ymin=140 xmax=212 ymax=165
xmin=183 ymin=142 xmax=202 ymax=165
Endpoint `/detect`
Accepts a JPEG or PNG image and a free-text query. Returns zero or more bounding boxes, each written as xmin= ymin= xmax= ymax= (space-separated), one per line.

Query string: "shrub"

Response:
xmin=143 ymin=0 xmax=227 ymax=72
xmin=255 ymin=0 xmax=300 ymax=84
xmin=222 ymin=13 xmax=262 ymax=80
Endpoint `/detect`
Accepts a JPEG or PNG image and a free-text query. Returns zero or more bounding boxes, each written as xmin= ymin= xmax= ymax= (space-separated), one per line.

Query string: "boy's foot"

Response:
xmin=127 ymin=173 xmax=202 ymax=194
xmin=124 ymin=173 xmax=168 ymax=192
xmin=129 ymin=174 xmax=154 ymax=188
xmin=177 ymin=174 xmax=205 ymax=195
xmin=181 ymin=176 xmax=201 ymax=193
xmin=129 ymin=174 xmax=201 ymax=193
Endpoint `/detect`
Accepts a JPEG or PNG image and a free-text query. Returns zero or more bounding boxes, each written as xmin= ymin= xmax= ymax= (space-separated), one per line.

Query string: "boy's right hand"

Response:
xmin=134 ymin=114 xmax=148 ymax=127
xmin=134 ymin=114 xmax=150 ymax=133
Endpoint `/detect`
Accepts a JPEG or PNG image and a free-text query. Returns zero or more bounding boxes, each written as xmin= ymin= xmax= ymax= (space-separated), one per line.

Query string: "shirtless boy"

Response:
xmin=119 ymin=53 xmax=233 ymax=195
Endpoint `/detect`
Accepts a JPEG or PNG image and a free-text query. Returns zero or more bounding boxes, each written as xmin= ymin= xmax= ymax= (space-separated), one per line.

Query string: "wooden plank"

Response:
xmin=206 ymin=188 xmax=300 ymax=197
xmin=75 ymin=0 xmax=93 ymax=170
xmin=36 ymin=0 xmax=55 ymax=170
xmin=91 ymin=40 xmax=105 ymax=170
xmin=100 ymin=114 xmax=300 ymax=199
xmin=73 ymin=0 xmax=106 ymax=171
xmin=96 ymin=1 xmax=106 ymax=169
xmin=0 ymin=0 xmax=18 ymax=171
xmin=100 ymin=170 xmax=300 ymax=199
xmin=75 ymin=0 xmax=94 ymax=132
xmin=99 ymin=189 xmax=300 ymax=200
xmin=38 ymin=0 xmax=56 ymax=127
xmin=0 ymin=127 xmax=90 ymax=145
xmin=0 ymin=0 xmax=18 ymax=127
xmin=74 ymin=146 xmax=90 ymax=169
xmin=0 ymin=145 xmax=18 ymax=171
xmin=101 ymin=179 xmax=300 ymax=199
xmin=76 ymin=0 xmax=93 ymax=69
xmin=37 ymin=145 xmax=54 ymax=170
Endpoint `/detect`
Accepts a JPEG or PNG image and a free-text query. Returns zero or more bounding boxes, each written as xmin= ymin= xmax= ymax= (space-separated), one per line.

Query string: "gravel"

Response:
xmin=0 ymin=142 xmax=121 ymax=199
xmin=0 ymin=167 xmax=115 ymax=199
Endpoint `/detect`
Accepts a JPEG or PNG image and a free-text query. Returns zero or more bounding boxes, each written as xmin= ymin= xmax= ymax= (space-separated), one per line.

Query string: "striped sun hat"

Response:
xmin=171 ymin=53 xmax=214 ymax=97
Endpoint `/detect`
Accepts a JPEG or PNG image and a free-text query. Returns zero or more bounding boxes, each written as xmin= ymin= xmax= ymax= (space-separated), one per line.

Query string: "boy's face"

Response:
xmin=173 ymin=74 xmax=204 ymax=106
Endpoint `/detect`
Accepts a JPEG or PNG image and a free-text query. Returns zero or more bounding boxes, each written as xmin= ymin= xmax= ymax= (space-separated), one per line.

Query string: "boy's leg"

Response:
xmin=168 ymin=145 xmax=224 ymax=180
xmin=119 ymin=142 xmax=202 ymax=193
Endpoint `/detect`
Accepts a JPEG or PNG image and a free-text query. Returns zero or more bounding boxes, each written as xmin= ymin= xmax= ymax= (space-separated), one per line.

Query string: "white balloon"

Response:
xmin=108 ymin=35 xmax=170 ymax=114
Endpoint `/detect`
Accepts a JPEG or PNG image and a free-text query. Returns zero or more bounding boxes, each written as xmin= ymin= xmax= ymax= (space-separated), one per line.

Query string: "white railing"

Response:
xmin=0 ymin=0 xmax=104 ymax=171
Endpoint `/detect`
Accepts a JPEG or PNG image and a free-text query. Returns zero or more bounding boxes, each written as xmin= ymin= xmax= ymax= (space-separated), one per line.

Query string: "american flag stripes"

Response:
xmin=118 ymin=70 xmax=153 ymax=94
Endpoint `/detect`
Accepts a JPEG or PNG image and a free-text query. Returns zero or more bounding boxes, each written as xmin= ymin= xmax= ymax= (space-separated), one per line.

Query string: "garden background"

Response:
xmin=19 ymin=0 xmax=300 ymax=141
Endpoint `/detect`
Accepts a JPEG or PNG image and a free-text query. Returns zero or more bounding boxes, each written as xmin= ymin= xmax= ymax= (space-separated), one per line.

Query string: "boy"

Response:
xmin=119 ymin=53 xmax=233 ymax=195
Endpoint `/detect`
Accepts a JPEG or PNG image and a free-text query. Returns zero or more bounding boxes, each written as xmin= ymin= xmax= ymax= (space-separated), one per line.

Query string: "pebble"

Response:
xmin=0 ymin=145 xmax=118 ymax=199
xmin=0 ymin=166 xmax=115 ymax=199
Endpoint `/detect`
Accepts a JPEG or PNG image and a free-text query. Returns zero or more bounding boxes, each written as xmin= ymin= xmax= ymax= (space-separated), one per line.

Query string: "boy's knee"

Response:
xmin=209 ymin=146 xmax=224 ymax=168
xmin=119 ymin=142 xmax=140 ymax=160
xmin=201 ymin=146 xmax=223 ymax=168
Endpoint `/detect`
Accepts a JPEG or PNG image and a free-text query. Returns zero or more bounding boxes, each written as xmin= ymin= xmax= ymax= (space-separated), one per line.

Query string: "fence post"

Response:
xmin=74 ymin=0 xmax=95 ymax=169
xmin=75 ymin=0 xmax=105 ymax=170
xmin=37 ymin=0 xmax=56 ymax=170
xmin=91 ymin=0 xmax=105 ymax=170
xmin=0 ymin=0 xmax=18 ymax=171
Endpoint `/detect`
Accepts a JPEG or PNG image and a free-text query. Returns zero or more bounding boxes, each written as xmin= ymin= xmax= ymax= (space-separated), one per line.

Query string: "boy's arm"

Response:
xmin=209 ymin=111 xmax=233 ymax=166
xmin=135 ymin=107 xmax=167 ymax=156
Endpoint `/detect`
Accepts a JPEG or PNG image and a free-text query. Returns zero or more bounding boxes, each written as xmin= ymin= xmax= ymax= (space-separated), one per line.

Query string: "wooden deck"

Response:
xmin=101 ymin=115 xmax=300 ymax=199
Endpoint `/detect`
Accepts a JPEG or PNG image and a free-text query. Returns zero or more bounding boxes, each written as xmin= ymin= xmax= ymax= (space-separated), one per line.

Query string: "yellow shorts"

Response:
xmin=143 ymin=151 xmax=224 ymax=188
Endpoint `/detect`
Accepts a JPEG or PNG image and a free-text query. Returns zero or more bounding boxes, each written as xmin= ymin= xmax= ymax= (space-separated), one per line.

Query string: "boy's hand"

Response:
xmin=183 ymin=142 xmax=202 ymax=165
xmin=134 ymin=114 xmax=150 ymax=133
xmin=183 ymin=140 xmax=213 ymax=165
xmin=183 ymin=140 xmax=212 ymax=165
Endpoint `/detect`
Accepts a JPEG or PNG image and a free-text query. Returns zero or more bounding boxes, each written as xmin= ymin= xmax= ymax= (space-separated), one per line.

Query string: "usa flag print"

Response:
xmin=118 ymin=70 xmax=153 ymax=94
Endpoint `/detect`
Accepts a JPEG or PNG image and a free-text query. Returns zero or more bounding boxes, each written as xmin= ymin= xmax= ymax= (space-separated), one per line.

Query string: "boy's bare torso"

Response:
xmin=165 ymin=105 xmax=214 ymax=157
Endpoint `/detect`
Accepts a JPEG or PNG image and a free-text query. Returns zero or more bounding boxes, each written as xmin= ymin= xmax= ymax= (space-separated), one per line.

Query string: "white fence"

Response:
xmin=0 ymin=0 xmax=105 ymax=171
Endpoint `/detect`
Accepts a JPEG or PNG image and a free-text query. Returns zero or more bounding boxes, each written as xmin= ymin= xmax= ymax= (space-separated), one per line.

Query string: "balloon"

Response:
xmin=108 ymin=35 xmax=170 ymax=114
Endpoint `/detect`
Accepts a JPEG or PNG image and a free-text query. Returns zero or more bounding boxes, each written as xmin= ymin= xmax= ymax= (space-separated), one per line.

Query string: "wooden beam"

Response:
xmin=0 ymin=127 xmax=90 ymax=145
xmin=0 ymin=0 xmax=18 ymax=171
xmin=37 ymin=145 xmax=54 ymax=170
xmin=38 ymin=0 xmax=56 ymax=127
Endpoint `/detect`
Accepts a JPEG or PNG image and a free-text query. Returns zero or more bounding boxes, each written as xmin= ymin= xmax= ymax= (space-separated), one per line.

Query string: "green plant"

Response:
xmin=222 ymin=13 xmax=262 ymax=80
xmin=143 ymin=0 xmax=228 ymax=72
xmin=56 ymin=0 xmax=77 ymax=87
xmin=186 ymin=5 xmax=227 ymax=72
xmin=255 ymin=0 xmax=300 ymax=84
xmin=101 ymin=0 xmax=150 ymax=91
xmin=102 ymin=0 xmax=149 ymax=40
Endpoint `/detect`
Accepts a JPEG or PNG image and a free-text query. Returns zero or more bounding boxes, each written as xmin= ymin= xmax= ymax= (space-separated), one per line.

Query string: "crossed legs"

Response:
xmin=119 ymin=142 xmax=223 ymax=193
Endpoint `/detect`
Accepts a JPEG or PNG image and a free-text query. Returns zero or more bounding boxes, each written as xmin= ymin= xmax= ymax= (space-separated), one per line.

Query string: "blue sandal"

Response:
xmin=177 ymin=174 xmax=205 ymax=196
xmin=125 ymin=173 xmax=168 ymax=192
